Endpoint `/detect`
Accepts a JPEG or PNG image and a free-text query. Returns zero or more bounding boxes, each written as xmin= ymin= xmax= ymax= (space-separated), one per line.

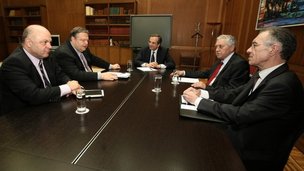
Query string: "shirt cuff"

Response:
xmin=159 ymin=64 xmax=166 ymax=69
xmin=59 ymin=84 xmax=71 ymax=97
xmin=200 ymin=89 xmax=209 ymax=99
xmin=194 ymin=97 xmax=203 ymax=108
xmin=97 ymin=71 xmax=102 ymax=80
xmin=141 ymin=63 xmax=147 ymax=67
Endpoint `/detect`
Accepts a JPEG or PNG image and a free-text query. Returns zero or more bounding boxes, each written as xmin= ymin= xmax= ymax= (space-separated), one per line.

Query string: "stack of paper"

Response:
xmin=178 ymin=77 xmax=199 ymax=83
xmin=137 ymin=67 xmax=157 ymax=72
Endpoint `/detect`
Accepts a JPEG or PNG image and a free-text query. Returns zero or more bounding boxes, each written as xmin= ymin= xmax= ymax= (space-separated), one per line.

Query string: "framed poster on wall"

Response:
xmin=256 ymin=0 xmax=304 ymax=30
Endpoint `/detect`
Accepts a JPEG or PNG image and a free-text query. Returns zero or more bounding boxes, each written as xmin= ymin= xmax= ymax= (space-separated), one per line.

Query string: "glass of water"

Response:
xmin=127 ymin=59 xmax=133 ymax=72
xmin=152 ymin=74 xmax=162 ymax=93
xmin=171 ymin=73 xmax=179 ymax=85
xmin=76 ymin=88 xmax=89 ymax=114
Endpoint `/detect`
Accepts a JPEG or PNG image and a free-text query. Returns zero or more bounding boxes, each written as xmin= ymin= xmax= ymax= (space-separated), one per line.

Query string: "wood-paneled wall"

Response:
xmin=1 ymin=0 xmax=303 ymax=83
xmin=46 ymin=0 xmax=84 ymax=42
xmin=221 ymin=0 xmax=304 ymax=83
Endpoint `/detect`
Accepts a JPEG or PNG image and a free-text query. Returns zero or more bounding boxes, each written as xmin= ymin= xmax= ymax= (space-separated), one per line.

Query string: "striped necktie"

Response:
xmin=249 ymin=73 xmax=260 ymax=95
xmin=207 ymin=62 xmax=223 ymax=85
xmin=39 ymin=60 xmax=51 ymax=88
xmin=79 ymin=53 xmax=92 ymax=72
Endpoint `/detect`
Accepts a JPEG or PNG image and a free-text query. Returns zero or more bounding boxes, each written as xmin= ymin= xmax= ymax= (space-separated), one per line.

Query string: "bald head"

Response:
xmin=22 ymin=25 xmax=50 ymax=43
xmin=22 ymin=25 xmax=52 ymax=59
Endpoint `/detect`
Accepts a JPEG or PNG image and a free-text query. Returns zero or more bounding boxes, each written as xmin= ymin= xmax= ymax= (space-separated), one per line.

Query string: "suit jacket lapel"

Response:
xmin=21 ymin=47 xmax=45 ymax=88
xmin=42 ymin=58 xmax=54 ymax=85
xmin=67 ymin=41 xmax=92 ymax=70
xmin=67 ymin=41 xmax=80 ymax=61
xmin=215 ymin=53 xmax=237 ymax=78
xmin=232 ymin=76 xmax=256 ymax=105
xmin=156 ymin=47 xmax=163 ymax=63
xmin=232 ymin=64 xmax=289 ymax=105
xmin=260 ymin=63 xmax=287 ymax=87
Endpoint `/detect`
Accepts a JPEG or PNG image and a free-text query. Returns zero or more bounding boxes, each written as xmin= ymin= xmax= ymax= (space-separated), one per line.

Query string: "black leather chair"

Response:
xmin=0 ymin=70 xmax=3 ymax=116
xmin=243 ymin=118 xmax=304 ymax=171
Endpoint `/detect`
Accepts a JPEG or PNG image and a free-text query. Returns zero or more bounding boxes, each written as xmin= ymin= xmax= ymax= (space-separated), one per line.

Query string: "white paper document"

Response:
xmin=137 ymin=67 xmax=157 ymax=72
xmin=181 ymin=104 xmax=197 ymax=111
xmin=180 ymin=95 xmax=197 ymax=111
xmin=115 ymin=72 xmax=131 ymax=78
xmin=179 ymin=77 xmax=199 ymax=83
xmin=92 ymin=66 xmax=105 ymax=72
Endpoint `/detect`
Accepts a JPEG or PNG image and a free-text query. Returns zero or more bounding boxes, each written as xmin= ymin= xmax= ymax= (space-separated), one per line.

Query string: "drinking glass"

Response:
xmin=152 ymin=74 xmax=162 ymax=93
xmin=127 ymin=59 xmax=133 ymax=72
xmin=76 ymin=88 xmax=89 ymax=114
xmin=171 ymin=73 xmax=179 ymax=85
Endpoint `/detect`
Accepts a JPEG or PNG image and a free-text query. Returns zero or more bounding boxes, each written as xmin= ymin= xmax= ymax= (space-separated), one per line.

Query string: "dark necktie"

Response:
xmin=207 ymin=62 xmax=223 ymax=85
xmin=39 ymin=60 xmax=51 ymax=88
xmin=79 ymin=53 xmax=92 ymax=72
xmin=250 ymin=73 xmax=260 ymax=94
xmin=150 ymin=51 xmax=155 ymax=63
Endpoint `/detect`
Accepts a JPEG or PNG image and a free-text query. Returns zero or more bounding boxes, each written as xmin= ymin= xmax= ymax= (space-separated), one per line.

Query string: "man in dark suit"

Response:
xmin=0 ymin=25 xmax=82 ymax=114
xmin=173 ymin=34 xmax=250 ymax=90
xmin=53 ymin=26 xmax=120 ymax=82
xmin=134 ymin=34 xmax=175 ymax=69
xmin=183 ymin=27 xmax=304 ymax=170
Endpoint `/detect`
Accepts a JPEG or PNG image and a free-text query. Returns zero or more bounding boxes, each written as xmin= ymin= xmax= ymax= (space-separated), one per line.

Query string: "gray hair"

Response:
xmin=216 ymin=34 xmax=236 ymax=47
xmin=260 ymin=27 xmax=296 ymax=61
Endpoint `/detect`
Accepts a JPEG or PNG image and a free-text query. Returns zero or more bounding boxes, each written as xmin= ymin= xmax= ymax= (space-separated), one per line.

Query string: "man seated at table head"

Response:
xmin=172 ymin=34 xmax=250 ymax=90
xmin=0 ymin=24 xmax=82 ymax=114
xmin=182 ymin=27 xmax=304 ymax=171
xmin=53 ymin=26 xmax=119 ymax=81
xmin=134 ymin=34 xmax=175 ymax=69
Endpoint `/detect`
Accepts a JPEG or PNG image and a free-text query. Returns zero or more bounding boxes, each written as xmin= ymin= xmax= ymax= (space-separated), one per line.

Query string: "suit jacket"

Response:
xmin=134 ymin=46 xmax=175 ymax=69
xmin=53 ymin=41 xmax=110 ymax=81
xmin=185 ymin=53 xmax=250 ymax=90
xmin=198 ymin=64 xmax=304 ymax=170
xmin=0 ymin=46 xmax=71 ymax=114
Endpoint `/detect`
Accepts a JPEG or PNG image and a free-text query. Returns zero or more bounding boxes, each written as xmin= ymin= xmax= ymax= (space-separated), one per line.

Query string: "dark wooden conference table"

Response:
xmin=0 ymin=67 xmax=246 ymax=171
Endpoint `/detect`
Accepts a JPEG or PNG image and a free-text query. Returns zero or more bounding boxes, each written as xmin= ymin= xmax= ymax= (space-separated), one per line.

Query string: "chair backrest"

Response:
xmin=249 ymin=65 xmax=258 ymax=77
xmin=0 ymin=72 xmax=2 ymax=116
xmin=280 ymin=119 xmax=304 ymax=169
xmin=278 ymin=89 xmax=304 ymax=168
xmin=295 ymin=133 xmax=304 ymax=153
xmin=179 ymin=52 xmax=201 ymax=71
